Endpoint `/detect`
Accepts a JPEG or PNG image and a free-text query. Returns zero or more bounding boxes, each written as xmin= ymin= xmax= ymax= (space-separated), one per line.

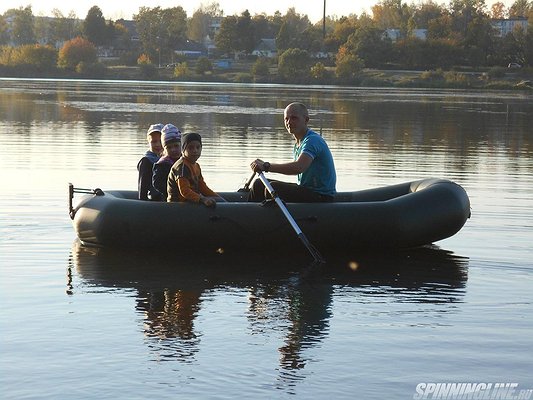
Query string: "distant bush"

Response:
xmin=139 ymin=63 xmax=158 ymax=79
xmin=486 ymin=66 xmax=506 ymax=79
xmin=0 ymin=44 xmax=57 ymax=71
xmin=195 ymin=57 xmax=212 ymax=75
xmin=251 ymin=57 xmax=270 ymax=78
xmin=173 ymin=62 xmax=190 ymax=79
xmin=58 ymin=37 xmax=97 ymax=70
xmin=76 ymin=61 xmax=107 ymax=78
xmin=443 ymin=71 xmax=470 ymax=87
xmin=420 ymin=69 xmax=445 ymax=80
xmin=233 ymin=72 xmax=252 ymax=83
xmin=137 ymin=53 xmax=152 ymax=65
xmin=119 ymin=51 xmax=140 ymax=66
xmin=278 ymin=48 xmax=311 ymax=82
xmin=310 ymin=62 xmax=333 ymax=83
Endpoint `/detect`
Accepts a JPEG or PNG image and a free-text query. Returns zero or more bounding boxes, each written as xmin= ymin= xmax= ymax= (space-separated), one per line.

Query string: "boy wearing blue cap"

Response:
xmin=137 ymin=123 xmax=163 ymax=200
xmin=167 ymin=132 xmax=225 ymax=206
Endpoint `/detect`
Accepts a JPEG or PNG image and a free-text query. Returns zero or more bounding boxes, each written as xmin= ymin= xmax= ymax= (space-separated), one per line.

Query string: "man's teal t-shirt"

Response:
xmin=293 ymin=129 xmax=336 ymax=196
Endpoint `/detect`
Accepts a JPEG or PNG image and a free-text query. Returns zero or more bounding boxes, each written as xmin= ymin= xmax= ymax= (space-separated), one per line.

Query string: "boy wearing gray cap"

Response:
xmin=137 ymin=123 xmax=163 ymax=200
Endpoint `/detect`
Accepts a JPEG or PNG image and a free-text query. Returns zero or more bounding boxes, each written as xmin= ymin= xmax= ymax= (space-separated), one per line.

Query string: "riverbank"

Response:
xmin=1 ymin=62 xmax=532 ymax=90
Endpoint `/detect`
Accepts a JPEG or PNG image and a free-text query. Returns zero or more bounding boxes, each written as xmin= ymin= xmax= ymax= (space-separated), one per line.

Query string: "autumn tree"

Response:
xmin=335 ymin=44 xmax=364 ymax=82
xmin=490 ymin=2 xmax=507 ymax=18
xmin=50 ymin=9 xmax=80 ymax=44
xmin=58 ymin=36 xmax=97 ymax=70
xmin=508 ymin=0 xmax=532 ymax=17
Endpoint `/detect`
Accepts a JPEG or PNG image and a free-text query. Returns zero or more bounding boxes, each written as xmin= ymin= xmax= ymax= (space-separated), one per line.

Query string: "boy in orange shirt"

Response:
xmin=167 ymin=133 xmax=225 ymax=206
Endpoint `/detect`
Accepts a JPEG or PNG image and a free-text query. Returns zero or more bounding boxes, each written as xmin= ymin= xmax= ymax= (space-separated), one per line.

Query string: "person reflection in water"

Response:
xmin=247 ymin=282 xmax=333 ymax=371
xmin=135 ymin=289 xmax=203 ymax=360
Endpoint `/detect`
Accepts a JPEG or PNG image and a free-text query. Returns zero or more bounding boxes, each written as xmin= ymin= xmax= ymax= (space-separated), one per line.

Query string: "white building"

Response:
xmin=492 ymin=18 xmax=528 ymax=37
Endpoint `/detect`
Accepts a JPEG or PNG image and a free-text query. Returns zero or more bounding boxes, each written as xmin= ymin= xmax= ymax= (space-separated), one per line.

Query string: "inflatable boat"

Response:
xmin=69 ymin=178 xmax=470 ymax=256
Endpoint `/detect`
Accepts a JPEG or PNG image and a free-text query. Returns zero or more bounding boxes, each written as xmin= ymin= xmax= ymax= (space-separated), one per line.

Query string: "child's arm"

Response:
xmin=177 ymin=177 xmax=202 ymax=203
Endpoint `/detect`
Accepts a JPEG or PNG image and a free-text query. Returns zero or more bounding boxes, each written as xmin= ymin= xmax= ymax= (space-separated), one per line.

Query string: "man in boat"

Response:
xmin=249 ymin=102 xmax=336 ymax=202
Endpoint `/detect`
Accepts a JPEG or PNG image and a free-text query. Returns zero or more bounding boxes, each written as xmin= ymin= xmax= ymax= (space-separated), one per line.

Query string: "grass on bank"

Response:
xmin=1 ymin=58 xmax=532 ymax=90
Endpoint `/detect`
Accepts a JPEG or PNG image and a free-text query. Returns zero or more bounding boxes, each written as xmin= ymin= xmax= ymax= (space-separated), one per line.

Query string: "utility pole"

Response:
xmin=323 ymin=0 xmax=326 ymax=39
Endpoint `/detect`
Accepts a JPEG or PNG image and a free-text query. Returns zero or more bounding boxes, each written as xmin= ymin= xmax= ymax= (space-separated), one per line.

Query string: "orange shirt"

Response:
xmin=167 ymin=157 xmax=218 ymax=202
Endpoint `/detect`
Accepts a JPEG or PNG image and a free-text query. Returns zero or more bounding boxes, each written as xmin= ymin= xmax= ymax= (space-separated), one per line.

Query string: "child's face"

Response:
xmin=183 ymin=140 xmax=202 ymax=162
xmin=165 ymin=141 xmax=182 ymax=160
xmin=149 ymin=133 xmax=163 ymax=155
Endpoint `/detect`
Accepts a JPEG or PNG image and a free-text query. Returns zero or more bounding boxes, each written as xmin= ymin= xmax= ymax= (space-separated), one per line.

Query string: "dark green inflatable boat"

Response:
xmin=69 ymin=178 xmax=470 ymax=255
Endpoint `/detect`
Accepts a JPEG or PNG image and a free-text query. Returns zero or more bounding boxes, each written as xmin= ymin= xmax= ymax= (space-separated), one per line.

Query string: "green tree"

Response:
xmin=411 ymin=1 xmax=445 ymax=28
xmin=112 ymin=22 xmax=133 ymax=50
xmin=276 ymin=8 xmax=313 ymax=52
xmin=195 ymin=56 xmax=212 ymax=74
xmin=251 ymin=14 xmax=278 ymax=41
xmin=449 ymin=0 xmax=489 ymax=39
xmin=58 ymin=36 xmax=97 ymax=70
xmin=188 ymin=2 xmax=223 ymax=42
xmin=50 ymin=9 xmax=80 ymax=44
xmin=343 ymin=26 xmax=393 ymax=67
xmin=278 ymin=47 xmax=311 ymax=82
xmin=215 ymin=15 xmax=239 ymax=55
xmin=251 ymin=57 xmax=270 ymax=78
xmin=236 ymin=10 xmax=255 ymax=53
xmin=297 ymin=25 xmax=324 ymax=53
xmin=83 ymin=6 xmax=108 ymax=46
xmin=134 ymin=6 xmax=188 ymax=66
xmin=0 ymin=15 xmax=10 ymax=45
xmin=372 ymin=0 xmax=412 ymax=33
xmin=325 ymin=16 xmax=358 ymax=52
xmin=10 ymin=6 xmax=36 ymax=45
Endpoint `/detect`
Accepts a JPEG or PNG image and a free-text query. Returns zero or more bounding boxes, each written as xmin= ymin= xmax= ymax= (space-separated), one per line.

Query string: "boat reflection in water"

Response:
xmin=68 ymin=241 xmax=468 ymax=372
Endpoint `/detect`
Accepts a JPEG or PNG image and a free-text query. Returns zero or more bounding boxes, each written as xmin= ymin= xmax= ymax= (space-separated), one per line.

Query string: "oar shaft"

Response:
xmin=257 ymin=172 xmax=324 ymax=263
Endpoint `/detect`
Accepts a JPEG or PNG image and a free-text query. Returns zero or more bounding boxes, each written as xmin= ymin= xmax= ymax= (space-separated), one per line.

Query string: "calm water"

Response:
xmin=1 ymin=79 xmax=532 ymax=399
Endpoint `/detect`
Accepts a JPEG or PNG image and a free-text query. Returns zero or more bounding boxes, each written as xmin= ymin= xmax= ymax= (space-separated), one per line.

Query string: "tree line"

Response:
xmin=0 ymin=0 xmax=532 ymax=83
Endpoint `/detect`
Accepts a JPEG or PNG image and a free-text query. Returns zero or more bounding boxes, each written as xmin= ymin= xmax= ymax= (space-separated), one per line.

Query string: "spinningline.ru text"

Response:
xmin=413 ymin=383 xmax=533 ymax=400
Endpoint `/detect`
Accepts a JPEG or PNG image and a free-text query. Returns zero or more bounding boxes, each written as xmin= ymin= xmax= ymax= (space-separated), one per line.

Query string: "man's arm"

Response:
xmin=252 ymin=153 xmax=313 ymax=175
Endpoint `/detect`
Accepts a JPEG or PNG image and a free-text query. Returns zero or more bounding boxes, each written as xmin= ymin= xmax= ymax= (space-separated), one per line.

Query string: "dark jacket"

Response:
xmin=137 ymin=151 xmax=160 ymax=200
xmin=152 ymin=156 xmax=177 ymax=201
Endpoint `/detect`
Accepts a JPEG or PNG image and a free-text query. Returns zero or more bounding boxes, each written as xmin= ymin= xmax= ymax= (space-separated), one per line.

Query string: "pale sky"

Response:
xmin=0 ymin=0 xmax=517 ymax=23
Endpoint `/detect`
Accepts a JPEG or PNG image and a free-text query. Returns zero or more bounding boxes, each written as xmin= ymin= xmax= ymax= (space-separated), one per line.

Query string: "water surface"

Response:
xmin=1 ymin=79 xmax=532 ymax=399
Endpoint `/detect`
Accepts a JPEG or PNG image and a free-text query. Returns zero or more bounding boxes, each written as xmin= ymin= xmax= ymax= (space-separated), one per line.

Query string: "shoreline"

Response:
xmin=1 ymin=64 xmax=532 ymax=91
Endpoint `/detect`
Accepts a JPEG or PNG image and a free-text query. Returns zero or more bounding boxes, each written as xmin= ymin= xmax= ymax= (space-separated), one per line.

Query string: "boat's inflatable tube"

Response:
xmin=70 ymin=178 xmax=470 ymax=254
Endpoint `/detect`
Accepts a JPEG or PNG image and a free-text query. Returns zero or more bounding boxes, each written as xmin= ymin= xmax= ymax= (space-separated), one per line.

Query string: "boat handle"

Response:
xmin=68 ymin=183 xmax=104 ymax=220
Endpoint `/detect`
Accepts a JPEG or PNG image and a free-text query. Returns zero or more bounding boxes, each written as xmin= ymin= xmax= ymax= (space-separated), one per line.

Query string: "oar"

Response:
xmin=238 ymin=171 xmax=256 ymax=192
xmin=257 ymin=172 xmax=325 ymax=263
